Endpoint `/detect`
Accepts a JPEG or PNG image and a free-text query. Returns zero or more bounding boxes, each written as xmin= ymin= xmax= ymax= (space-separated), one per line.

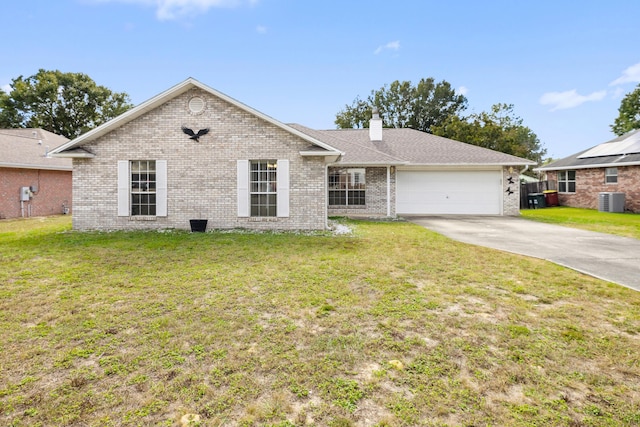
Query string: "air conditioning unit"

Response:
xmin=598 ymin=192 xmax=625 ymax=213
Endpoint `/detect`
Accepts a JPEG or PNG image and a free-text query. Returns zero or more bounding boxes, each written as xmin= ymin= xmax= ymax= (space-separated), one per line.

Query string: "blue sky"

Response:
xmin=2 ymin=0 xmax=639 ymax=159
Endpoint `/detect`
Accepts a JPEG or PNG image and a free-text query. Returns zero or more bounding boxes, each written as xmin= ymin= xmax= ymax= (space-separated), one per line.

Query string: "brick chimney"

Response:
xmin=369 ymin=108 xmax=383 ymax=141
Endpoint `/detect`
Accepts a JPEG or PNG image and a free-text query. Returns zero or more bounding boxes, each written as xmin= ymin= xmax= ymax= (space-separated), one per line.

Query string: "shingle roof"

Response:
xmin=537 ymin=129 xmax=640 ymax=171
xmin=0 ymin=129 xmax=71 ymax=170
xmin=290 ymin=124 xmax=535 ymax=166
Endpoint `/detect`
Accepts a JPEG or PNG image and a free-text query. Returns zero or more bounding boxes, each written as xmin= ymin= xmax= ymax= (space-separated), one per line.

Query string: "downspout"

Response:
xmin=324 ymin=163 xmax=329 ymax=230
xmin=386 ymin=166 xmax=391 ymax=217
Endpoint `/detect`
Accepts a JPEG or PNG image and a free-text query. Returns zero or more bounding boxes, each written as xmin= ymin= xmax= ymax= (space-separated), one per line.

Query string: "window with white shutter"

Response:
xmin=117 ymin=160 xmax=167 ymax=217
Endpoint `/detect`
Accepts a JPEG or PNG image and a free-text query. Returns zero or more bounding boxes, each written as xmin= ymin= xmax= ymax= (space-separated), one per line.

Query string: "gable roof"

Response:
xmin=291 ymin=124 xmax=535 ymax=166
xmin=49 ymin=78 xmax=342 ymax=157
xmin=538 ymin=129 xmax=640 ymax=171
xmin=0 ymin=129 xmax=71 ymax=171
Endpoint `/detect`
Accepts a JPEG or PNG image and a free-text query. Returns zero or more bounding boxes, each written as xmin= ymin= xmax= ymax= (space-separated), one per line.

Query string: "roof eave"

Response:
xmin=50 ymin=151 xmax=96 ymax=159
xmin=0 ymin=162 xmax=73 ymax=171
xmin=401 ymin=161 xmax=536 ymax=167
xmin=50 ymin=78 xmax=341 ymax=155
xmin=536 ymin=160 xmax=640 ymax=172
xmin=299 ymin=150 xmax=343 ymax=156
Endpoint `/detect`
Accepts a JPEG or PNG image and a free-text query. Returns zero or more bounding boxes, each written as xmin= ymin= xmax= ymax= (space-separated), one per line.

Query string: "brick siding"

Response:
xmin=503 ymin=167 xmax=521 ymax=216
xmin=546 ymin=166 xmax=640 ymax=213
xmin=72 ymin=88 xmax=327 ymax=231
xmin=0 ymin=167 xmax=72 ymax=219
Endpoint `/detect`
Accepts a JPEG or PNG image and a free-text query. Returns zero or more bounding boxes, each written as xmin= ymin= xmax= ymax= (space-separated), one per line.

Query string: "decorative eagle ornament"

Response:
xmin=181 ymin=126 xmax=210 ymax=142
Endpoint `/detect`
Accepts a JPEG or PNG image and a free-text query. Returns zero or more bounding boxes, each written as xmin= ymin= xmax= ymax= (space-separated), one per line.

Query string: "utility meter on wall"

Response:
xmin=20 ymin=187 xmax=33 ymax=201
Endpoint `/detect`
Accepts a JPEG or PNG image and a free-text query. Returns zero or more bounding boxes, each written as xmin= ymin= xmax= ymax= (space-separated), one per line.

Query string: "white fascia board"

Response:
xmin=396 ymin=165 xmax=504 ymax=172
xmin=49 ymin=79 xmax=197 ymax=155
xmin=536 ymin=160 xmax=640 ymax=172
xmin=332 ymin=161 xmax=410 ymax=167
xmin=299 ymin=150 xmax=343 ymax=157
xmin=49 ymin=152 xmax=95 ymax=159
xmin=397 ymin=162 xmax=534 ymax=168
xmin=0 ymin=162 xmax=73 ymax=171
xmin=50 ymin=78 xmax=340 ymax=155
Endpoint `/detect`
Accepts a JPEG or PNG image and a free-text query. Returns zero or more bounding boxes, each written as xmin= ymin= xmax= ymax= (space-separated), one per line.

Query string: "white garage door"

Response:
xmin=397 ymin=170 xmax=502 ymax=215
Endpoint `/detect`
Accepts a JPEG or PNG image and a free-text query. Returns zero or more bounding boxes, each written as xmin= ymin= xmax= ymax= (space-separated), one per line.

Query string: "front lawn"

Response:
xmin=1 ymin=216 xmax=639 ymax=426
xmin=521 ymin=207 xmax=640 ymax=240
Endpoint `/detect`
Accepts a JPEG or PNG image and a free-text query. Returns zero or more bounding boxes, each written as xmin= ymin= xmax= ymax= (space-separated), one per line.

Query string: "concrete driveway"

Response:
xmin=408 ymin=216 xmax=640 ymax=291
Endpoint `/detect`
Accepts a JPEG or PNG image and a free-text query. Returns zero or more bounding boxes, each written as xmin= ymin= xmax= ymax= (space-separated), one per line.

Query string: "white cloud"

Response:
xmin=256 ymin=25 xmax=267 ymax=34
xmin=93 ymin=0 xmax=258 ymax=21
xmin=539 ymin=89 xmax=607 ymax=111
xmin=374 ymin=40 xmax=400 ymax=55
xmin=458 ymin=86 xmax=468 ymax=96
xmin=610 ymin=62 xmax=640 ymax=86
xmin=611 ymin=87 xmax=626 ymax=99
xmin=1 ymin=84 xmax=10 ymax=94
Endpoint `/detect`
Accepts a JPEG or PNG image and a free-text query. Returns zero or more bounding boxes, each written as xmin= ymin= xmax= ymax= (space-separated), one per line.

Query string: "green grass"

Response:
xmin=521 ymin=207 xmax=640 ymax=239
xmin=1 ymin=215 xmax=640 ymax=426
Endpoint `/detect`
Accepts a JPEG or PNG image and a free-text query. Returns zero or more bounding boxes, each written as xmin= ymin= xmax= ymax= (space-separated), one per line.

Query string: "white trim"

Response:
xmin=536 ymin=160 xmax=640 ymax=172
xmin=50 ymin=78 xmax=341 ymax=156
xmin=386 ymin=166 xmax=391 ymax=217
xmin=324 ymin=164 xmax=329 ymax=229
xmin=299 ymin=150 xmax=343 ymax=157
xmin=237 ymin=160 xmax=249 ymax=217
xmin=49 ymin=152 xmax=95 ymax=159
xmin=156 ymin=160 xmax=168 ymax=217
xmin=277 ymin=159 xmax=290 ymax=217
xmin=117 ymin=161 xmax=129 ymax=217
xmin=0 ymin=162 xmax=72 ymax=171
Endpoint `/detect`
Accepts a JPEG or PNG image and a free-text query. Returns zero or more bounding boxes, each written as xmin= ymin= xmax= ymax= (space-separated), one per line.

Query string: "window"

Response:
xmin=237 ymin=160 xmax=288 ymax=218
xmin=605 ymin=167 xmax=618 ymax=184
xmin=558 ymin=170 xmax=576 ymax=193
xmin=329 ymin=168 xmax=366 ymax=206
xmin=250 ymin=160 xmax=277 ymax=217
xmin=130 ymin=160 xmax=156 ymax=215
xmin=118 ymin=160 xmax=166 ymax=217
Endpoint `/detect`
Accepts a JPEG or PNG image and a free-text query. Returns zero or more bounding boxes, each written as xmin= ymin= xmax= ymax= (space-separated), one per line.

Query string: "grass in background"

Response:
xmin=1 ymin=216 xmax=639 ymax=426
xmin=522 ymin=207 xmax=640 ymax=239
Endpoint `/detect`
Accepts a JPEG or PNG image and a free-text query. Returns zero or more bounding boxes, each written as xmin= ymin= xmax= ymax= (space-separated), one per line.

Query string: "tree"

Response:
xmin=335 ymin=78 xmax=467 ymax=133
xmin=432 ymin=103 xmax=546 ymax=164
xmin=611 ymin=84 xmax=640 ymax=136
xmin=0 ymin=69 xmax=133 ymax=139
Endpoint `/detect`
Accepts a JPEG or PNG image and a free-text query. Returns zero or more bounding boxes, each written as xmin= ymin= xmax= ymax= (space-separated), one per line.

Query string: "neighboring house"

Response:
xmin=536 ymin=129 xmax=640 ymax=213
xmin=0 ymin=129 xmax=72 ymax=219
xmin=50 ymin=78 xmax=535 ymax=231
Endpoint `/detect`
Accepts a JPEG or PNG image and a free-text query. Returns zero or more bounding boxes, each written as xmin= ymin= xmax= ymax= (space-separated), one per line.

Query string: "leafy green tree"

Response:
xmin=0 ymin=69 xmax=132 ymax=139
xmin=432 ymin=103 xmax=546 ymax=164
xmin=335 ymin=78 xmax=467 ymax=133
xmin=611 ymin=84 xmax=640 ymax=136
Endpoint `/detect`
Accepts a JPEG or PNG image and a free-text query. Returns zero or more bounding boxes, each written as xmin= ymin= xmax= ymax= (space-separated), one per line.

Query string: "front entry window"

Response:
xmin=329 ymin=168 xmax=366 ymax=206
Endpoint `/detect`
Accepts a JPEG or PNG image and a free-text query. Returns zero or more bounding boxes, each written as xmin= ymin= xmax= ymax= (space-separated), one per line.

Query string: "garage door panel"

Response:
xmin=397 ymin=171 xmax=501 ymax=215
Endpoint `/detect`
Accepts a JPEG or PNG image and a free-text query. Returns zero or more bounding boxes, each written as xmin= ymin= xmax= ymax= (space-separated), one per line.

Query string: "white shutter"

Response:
xmin=277 ymin=159 xmax=290 ymax=218
xmin=117 ymin=161 xmax=129 ymax=216
xmin=237 ymin=160 xmax=249 ymax=217
xmin=156 ymin=160 xmax=167 ymax=217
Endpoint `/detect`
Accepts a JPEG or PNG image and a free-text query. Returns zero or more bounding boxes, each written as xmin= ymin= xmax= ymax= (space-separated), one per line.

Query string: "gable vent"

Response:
xmin=188 ymin=96 xmax=206 ymax=114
